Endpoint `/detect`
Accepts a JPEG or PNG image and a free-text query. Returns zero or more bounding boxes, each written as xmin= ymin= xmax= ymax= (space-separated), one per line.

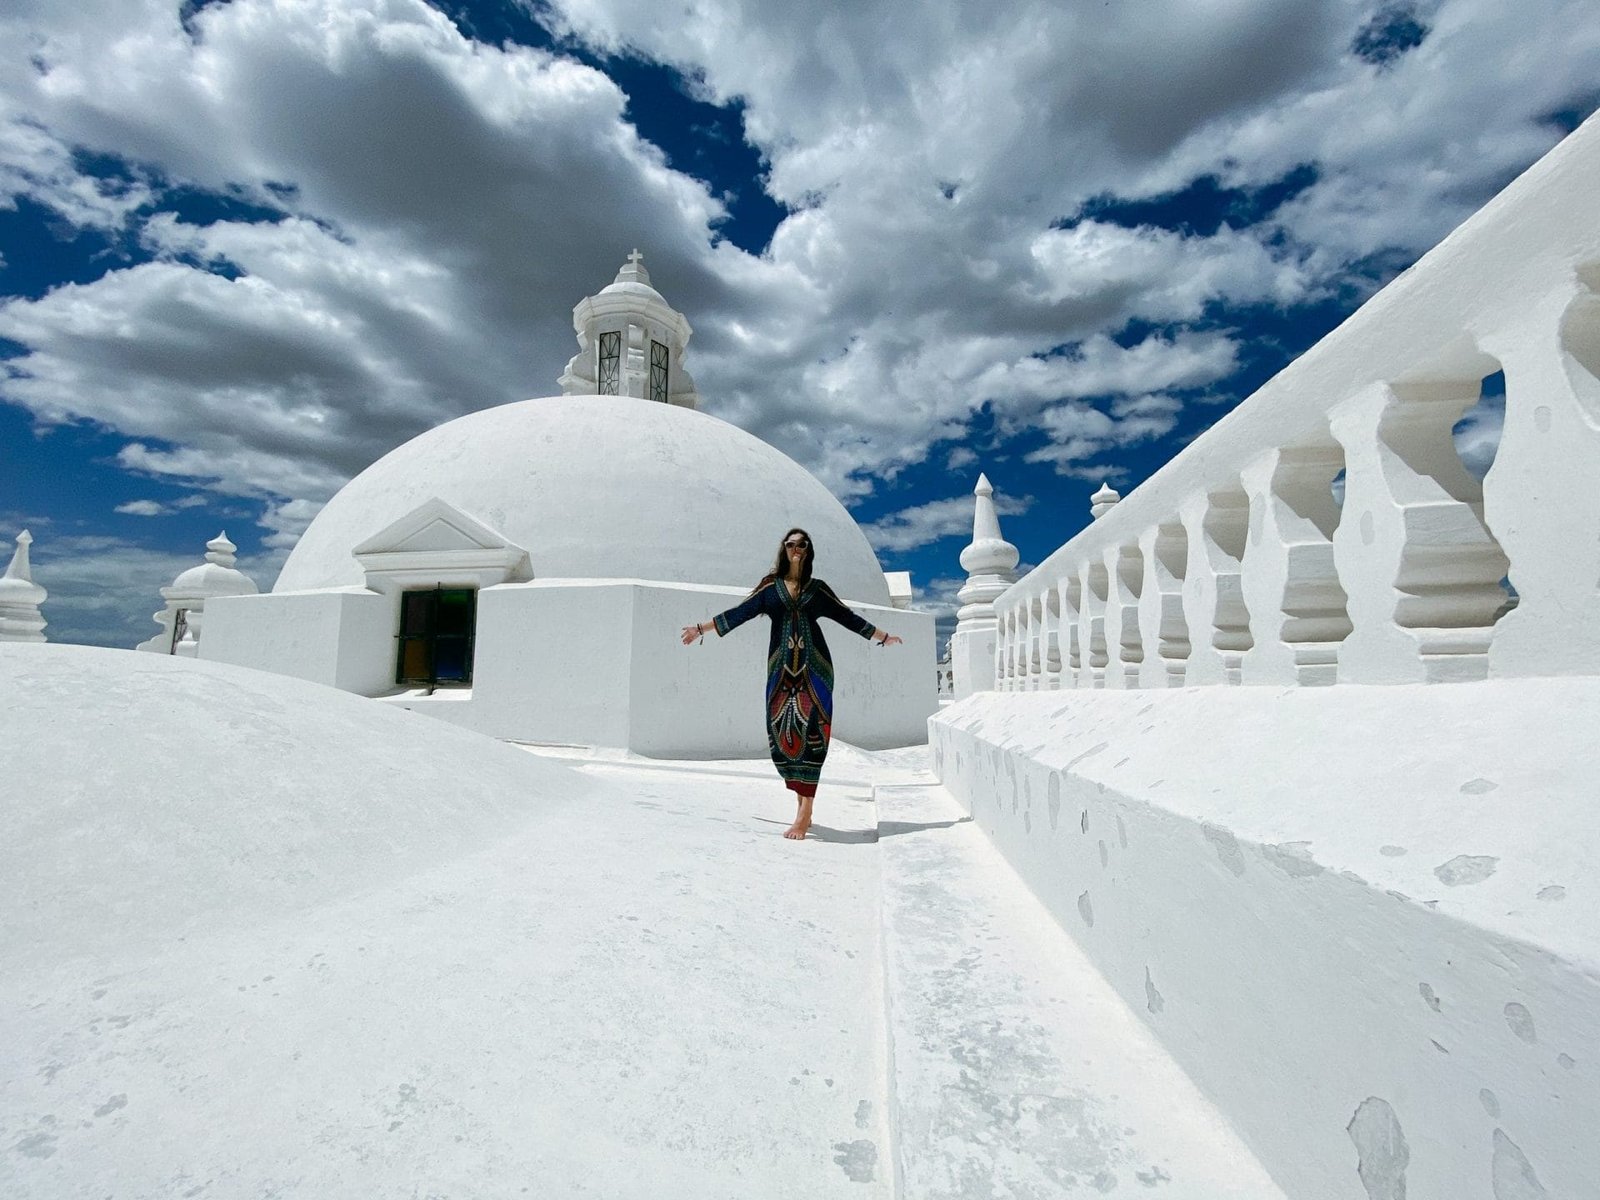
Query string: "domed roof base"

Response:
xmin=276 ymin=396 xmax=891 ymax=606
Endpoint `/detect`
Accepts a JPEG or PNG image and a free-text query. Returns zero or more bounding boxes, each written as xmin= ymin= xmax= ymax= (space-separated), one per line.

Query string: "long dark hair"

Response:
xmin=771 ymin=527 xmax=815 ymax=585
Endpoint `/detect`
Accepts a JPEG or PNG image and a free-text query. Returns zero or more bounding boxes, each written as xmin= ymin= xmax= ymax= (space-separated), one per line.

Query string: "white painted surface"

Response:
xmin=275 ymin=394 xmax=892 ymax=605
xmin=207 ymin=579 xmax=936 ymax=756
xmin=878 ymin=779 xmax=1285 ymax=1197
xmin=0 ymin=644 xmax=895 ymax=1197
xmin=994 ymin=113 xmax=1600 ymax=690
xmin=931 ymin=681 xmax=1600 ymax=1199
xmin=201 ymin=587 xmax=393 ymax=694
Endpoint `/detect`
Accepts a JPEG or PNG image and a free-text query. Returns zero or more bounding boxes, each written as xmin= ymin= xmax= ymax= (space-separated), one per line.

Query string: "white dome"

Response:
xmin=276 ymin=396 xmax=891 ymax=604
xmin=169 ymin=562 xmax=257 ymax=597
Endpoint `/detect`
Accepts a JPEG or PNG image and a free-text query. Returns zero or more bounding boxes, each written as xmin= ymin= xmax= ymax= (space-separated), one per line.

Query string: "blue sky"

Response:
xmin=1 ymin=0 xmax=1596 ymax=646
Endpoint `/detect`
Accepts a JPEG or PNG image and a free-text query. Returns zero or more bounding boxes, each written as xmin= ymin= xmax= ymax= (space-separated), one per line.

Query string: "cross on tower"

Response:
xmin=627 ymin=248 xmax=644 ymax=268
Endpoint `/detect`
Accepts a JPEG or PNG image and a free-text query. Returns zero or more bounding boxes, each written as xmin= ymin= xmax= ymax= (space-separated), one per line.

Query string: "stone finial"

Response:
xmin=4 ymin=529 xmax=33 ymax=580
xmin=0 ymin=529 xmax=49 ymax=643
xmin=959 ymin=474 xmax=1021 ymax=576
xmin=952 ymin=473 xmax=1019 ymax=699
xmin=1091 ymin=481 xmax=1122 ymax=520
xmin=205 ymin=531 xmax=238 ymax=568
xmin=136 ymin=531 xmax=258 ymax=656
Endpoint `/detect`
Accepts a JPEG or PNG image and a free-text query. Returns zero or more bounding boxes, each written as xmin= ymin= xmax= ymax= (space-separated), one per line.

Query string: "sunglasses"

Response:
xmin=784 ymin=539 xmax=810 ymax=549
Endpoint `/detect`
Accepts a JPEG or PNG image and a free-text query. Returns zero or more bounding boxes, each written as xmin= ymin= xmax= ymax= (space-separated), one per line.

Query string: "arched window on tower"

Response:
xmin=650 ymin=339 xmax=669 ymax=403
xmin=597 ymin=331 xmax=621 ymax=395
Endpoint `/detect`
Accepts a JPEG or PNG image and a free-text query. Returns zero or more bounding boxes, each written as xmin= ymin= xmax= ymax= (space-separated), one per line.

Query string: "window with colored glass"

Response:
xmin=395 ymin=586 xmax=477 ymax=688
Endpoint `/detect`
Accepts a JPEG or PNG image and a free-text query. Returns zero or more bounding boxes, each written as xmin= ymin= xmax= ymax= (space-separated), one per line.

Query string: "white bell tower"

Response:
xmin=558 ymin=251 xmax=699 ymax=408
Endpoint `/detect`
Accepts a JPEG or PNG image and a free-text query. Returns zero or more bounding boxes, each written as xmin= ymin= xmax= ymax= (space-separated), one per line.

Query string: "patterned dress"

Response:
xmin=713 ymin=576 xmax=881 ymax=796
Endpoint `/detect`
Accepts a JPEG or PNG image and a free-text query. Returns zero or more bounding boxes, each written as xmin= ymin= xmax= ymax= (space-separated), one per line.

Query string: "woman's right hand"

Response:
xmin=681 ymin=624 xmax=705 ymax=645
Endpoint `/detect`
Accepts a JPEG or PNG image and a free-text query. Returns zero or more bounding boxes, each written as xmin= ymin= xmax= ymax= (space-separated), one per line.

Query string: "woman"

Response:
xmin=682 ymin=528 xmax=903 ymax=840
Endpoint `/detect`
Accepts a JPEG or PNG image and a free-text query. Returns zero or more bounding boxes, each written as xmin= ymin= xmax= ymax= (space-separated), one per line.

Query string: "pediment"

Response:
xmin=352 ymin=497 xmax=531 ymax=590
xmin=353 ymin=497 xmax=518 ymax=557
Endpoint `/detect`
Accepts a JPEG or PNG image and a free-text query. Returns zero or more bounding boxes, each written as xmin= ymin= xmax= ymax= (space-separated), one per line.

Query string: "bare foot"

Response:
xmin=783 ymin=793 xmax=814 ymax=839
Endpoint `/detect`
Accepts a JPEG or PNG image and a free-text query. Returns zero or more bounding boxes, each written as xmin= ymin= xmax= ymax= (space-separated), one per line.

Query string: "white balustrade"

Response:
xmin=987 ymin=114 xmax=1600 ymax=691
xmin=1136 ymin=522 xmax=1188 ymax=687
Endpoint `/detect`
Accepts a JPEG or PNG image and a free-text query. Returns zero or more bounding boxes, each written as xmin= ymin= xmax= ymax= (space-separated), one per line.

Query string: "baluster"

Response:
xmin=1044 ymin=586 xmax=1063 ymax=689
xmin=1082 ymin=562 xmax=1109 ymax=687
xmin=1240 ymin=444 xmax=1352 ymax=686
xmin=998 ymin=608 xmax=1010 ymax=690
xmin=1028 ymin=595 xmax=1044 ymax=689
xmin=1181 ymin=487 xmax=1252 ymax=685
xmin=1103 ymin=543 xmax=1144 ymax=688
xmin=1062 ymin=574 xmax=1083 ymax=688
xmin=1485 ymin=283 xmax=1600 ymax=676
xmin=1138 ymin=521 xmax=1189 ymax=687
xmin=1012 ymin=604 xmax=1024 ymax=690
xmin=1331 ymin=379 xmax=1509 ymax=682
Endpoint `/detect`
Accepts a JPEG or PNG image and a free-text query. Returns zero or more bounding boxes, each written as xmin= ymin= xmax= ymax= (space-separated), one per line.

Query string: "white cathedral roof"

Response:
xmin=275 ymin=394 xmax=893 ymax=605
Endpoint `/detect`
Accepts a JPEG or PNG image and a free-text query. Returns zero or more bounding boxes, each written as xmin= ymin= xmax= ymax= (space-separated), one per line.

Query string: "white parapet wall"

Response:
xmin=991 ymin=113 xmax=1600 ymax=693
xmin=932 ymin=681 xmax=1600 ymax=1198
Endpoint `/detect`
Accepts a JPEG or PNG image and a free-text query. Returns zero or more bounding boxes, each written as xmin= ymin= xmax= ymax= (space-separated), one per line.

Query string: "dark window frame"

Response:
xmin=649 ymin=339 xmax=669 ymax=403
xmin=597 ymin=330 xmax=621 ymax=395
xmin=395 ymin=585 xmax=478 ymax=691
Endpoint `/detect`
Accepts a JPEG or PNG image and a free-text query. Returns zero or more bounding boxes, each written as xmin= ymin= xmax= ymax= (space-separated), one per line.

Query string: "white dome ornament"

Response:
xmin=136 ymin=532 xmax=258 ymax=655
xmin=0 ymin=530 xmax=48 ymax=643
xmin=1090 ymin=481 xmax=1122 ymax=519
xmin=950 ymin=474 xmax=1019 ymax=699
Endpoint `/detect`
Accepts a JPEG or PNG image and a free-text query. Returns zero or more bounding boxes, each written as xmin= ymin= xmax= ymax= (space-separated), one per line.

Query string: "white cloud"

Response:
xmin=974 ymin=333 xmax=1240 ymax=416
xmin=945 ymin=446 xmax=977 ymax=471
xmin=1023 ymin=392 xmax=1184 ymax=479
xmin=913 ymin=573 xmax=967 ymax=625
xmin=112 ymin=494 xmax=209 ymax=516
xmin=863 ymin=490 xmax=1030 ymax=555
xmin=1452 ymin=392 xmax=1504 ymax=480
xmin=0 ymin=0 xmax=1594 ymax=623
xmin=0 ymin=111 xmax=152 ymax=228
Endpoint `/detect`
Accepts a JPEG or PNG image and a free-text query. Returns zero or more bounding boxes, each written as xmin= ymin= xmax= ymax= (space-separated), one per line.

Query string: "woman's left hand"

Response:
xmin=878 ymin=633 xmax=903 ymax=647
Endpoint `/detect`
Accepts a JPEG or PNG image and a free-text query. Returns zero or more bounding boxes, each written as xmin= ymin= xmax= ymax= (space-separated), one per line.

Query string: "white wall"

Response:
xmin=202 ymin=589 xmax=392 ymax=693
xmin=931 ymin=682 xmax=1600 ymax=1199
xmin=204 ymin=578 xmax=936 ymax=759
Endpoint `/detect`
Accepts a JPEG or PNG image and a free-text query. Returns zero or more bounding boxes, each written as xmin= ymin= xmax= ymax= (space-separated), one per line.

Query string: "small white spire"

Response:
xmin=960 ymin=473 xmax=1020 ymax=576
xmin=1090 ymin=481 xmax=1121 ymax=520
xmin=4 ymin=528 xmax=33 ymax=580
xmin=0 ymin=530 xmax=49 ymax=643
xmin=204 ymin=531 xmax=238 ymax=568
xmin=951 ymin=472 xmax=1019 ymax=698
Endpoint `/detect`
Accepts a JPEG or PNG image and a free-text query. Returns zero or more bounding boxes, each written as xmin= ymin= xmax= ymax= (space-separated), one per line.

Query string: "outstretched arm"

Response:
xmin=812 ymin=584 xmax=903 ymax=646
xmin=681 ymin=583 xmax=770 ymax=645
